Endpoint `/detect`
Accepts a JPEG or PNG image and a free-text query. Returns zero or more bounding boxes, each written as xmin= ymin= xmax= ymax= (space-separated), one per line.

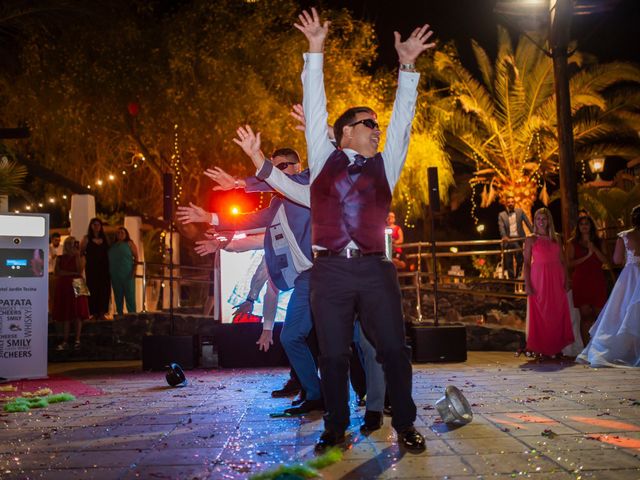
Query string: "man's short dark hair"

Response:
xmin=333 ymin=106 xmax=376 ymax=148
xmin=271 ymin=148 xmax=300 ymax=164
xmin=50 ymin=232 xmax=61 ymax=240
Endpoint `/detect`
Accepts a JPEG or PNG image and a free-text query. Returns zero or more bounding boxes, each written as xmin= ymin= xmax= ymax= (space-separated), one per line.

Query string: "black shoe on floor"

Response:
xmin=283 ymin=399 xmax=324 ymax=416
xmin=360 ymin=410 xmax=383 ymax=434
xmin=398 ymin=427 xmax=426 ymax=453
xmin=271 ymin=378 xmax=301 ymax=398
xmin=291 ymin=390 xmax=307 ymax=406
xmin=315 ymin=429 xmax=346 ymax=452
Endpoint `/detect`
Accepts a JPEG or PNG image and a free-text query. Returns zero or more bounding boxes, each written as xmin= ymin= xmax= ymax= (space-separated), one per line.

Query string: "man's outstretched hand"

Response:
xmin=394 ymin=24 xmax=436 ymax=65
xmin=291 ymin=103 xmax=335 ymax=140
xmin=256 ymin=329 xmax=274 ymax=352
xmin=294 ymin=7 xmax=329 ymax=53
xmin=176 ymin=202 xmax=210 ymax=224
xmin=204 ymin=167 xmax=244 ymax=191
xmin=232 ymin=125 xmax=266 ymax=170
xmin=194 ymin=238 xmax=223 ymax=256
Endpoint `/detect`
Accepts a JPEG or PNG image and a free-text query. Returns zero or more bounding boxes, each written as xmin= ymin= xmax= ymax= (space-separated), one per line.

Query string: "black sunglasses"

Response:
xmin=349 ymin=118 xmax=379 ymax=130
xmin=275 ymin=161 xmax=298 ymax=171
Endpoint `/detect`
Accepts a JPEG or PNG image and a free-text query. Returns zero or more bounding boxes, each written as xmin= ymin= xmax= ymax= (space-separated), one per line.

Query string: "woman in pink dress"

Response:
xmin=523 ymin=208 xmax=574 ymax=358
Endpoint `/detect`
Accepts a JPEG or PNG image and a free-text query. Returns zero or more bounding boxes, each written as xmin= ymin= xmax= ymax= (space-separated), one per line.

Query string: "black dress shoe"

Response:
xmin=398 ymin=427 xmax=426 ymax=453
xmin=291 ymin=390 xmax=307 ymax=406
xmin=271 ymin=378 xmax=301 ymax=398
xmin=315 ymin=429 xmax=346 ymax=452
xmin=360 ymin=410 xmax=383 ymax=434
xmin=283 ymin=399 xmax=324 ymax=416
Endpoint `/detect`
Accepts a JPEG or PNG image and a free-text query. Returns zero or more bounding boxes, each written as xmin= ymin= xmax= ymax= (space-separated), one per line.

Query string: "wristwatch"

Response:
xmin=400 ymin=63 xmax=416 ymax=72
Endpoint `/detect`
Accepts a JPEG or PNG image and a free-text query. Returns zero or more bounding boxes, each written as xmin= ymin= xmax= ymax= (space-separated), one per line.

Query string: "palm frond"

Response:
xmin=471 ymin=39 xmax=493 ymax=90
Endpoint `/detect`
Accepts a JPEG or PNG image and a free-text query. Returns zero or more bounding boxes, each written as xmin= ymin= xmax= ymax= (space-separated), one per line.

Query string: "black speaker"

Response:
xmin=410 ymin=324 xmax=467 ymax=362
xmin=142 ymin=335 xmax=197 ymax=371
xmin=216 ymin=323 xmax=289 ymax=368
xmin=427 ymin=167 xmax=440 ymax=213
xmin=163 ymin=173 xmax=174 ymax=221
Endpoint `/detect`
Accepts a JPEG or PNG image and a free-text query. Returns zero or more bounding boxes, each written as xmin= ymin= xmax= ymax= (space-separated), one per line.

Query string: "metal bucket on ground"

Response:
xmin=435 ymin=385 xmax=473 ymax=425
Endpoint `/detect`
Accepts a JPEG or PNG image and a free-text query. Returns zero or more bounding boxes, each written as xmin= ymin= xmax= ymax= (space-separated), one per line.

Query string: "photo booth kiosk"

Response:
xmin=0 ymin=214 xmax=49 ymax=380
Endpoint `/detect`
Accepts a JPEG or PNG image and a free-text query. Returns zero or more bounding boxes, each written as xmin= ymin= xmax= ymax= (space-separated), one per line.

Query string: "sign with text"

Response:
xmin=0 ymin=214 xmax=49 ymax=380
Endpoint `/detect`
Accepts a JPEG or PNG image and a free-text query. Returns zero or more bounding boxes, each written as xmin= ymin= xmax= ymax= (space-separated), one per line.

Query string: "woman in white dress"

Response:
xmin=577 ymin=205 xmax=640 ymax=367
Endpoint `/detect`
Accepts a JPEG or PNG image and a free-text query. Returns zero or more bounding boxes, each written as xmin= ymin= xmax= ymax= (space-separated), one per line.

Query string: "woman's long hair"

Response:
xmin=86 ymin=217 xmax=108 ymax=243
xmin=62 ymin=236 xmax=77 ymax=256
xmin=533 ymin=208 xmax=560 ymax=243
xmin=117 ymin=227 xmax=131 ymax=242
xmin=570 ymin=215 xmax=601 ymax=249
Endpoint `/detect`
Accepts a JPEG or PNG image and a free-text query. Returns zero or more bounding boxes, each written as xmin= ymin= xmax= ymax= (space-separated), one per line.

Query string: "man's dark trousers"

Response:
xmin=310 ymin=254 xmax=416 ymax=432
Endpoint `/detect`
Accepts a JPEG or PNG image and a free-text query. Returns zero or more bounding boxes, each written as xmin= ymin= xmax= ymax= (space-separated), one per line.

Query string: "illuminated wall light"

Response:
xmin=87 ymin=185 xmax=91 ymax=190
xmin=476 ymin=224 xmax=485 ymax=233
xmin=122 ymin=170 xmax=127 ymax=175
xmin=133 ymin=164 xmax=138 ymax=168
xmin=38 ymin=203 xmax=44 ymax=208
xmin=108 ymin=174 xmax=115 ymax=180
xmin=450 ymin=247 xmax=459 ymax=253
xmin=62 ymin=195 xmax=67 ymax=200
xmin=96 ymin=179 xmax=103 ymax=186
xmin=48 ymin=198 xmax=55 ymax=204
xmin=14 ymin=210 xmax=19 ymax=213
xmin=25 ymin=205 xmax=32 ymax=211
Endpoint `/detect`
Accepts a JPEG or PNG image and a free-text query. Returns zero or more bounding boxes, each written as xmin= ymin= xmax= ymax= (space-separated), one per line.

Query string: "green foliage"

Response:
xmin=0 ymin=153 xmax=28 ymax=197
xmin=432 ymin=27 xmax=640 ymax=217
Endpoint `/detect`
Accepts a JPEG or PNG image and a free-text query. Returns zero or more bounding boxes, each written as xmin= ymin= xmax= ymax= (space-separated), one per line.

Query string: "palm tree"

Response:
xmin=432 ymin=27 xmax=640 ymax=217
xmin=0 ymin=154 xmax=28 ymax=211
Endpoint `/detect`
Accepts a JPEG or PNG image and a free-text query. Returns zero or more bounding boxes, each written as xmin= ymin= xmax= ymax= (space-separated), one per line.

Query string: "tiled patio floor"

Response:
xmin=2 ymin=353 xmax=640 ymax=479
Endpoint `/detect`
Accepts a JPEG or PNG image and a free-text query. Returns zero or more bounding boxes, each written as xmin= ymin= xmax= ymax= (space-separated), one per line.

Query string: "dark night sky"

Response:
xmin=316 ymin=0 xmax=640 ymax=68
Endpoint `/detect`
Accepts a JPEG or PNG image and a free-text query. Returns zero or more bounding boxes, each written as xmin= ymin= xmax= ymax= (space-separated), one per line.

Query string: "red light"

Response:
xmin=230 ymin=206 xmax=240 ymax=215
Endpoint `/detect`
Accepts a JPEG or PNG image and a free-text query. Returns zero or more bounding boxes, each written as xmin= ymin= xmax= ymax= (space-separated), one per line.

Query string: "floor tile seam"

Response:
xmin=478 ymin=412 xmax=577 ymax=475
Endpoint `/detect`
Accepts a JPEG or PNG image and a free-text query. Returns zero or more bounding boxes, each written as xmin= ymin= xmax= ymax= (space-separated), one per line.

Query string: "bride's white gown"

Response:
xmin=577 ymin=230 xmax=640 ymax=367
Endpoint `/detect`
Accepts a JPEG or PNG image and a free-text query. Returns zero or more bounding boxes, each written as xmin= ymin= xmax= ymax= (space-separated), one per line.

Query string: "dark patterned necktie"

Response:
xmin=347 ymin=154 xmax=368 ymax=176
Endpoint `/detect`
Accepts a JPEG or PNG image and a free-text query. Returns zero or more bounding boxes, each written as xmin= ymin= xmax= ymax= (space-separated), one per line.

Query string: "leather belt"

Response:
xmin=314 ymin=248 xmax=385 ymax=259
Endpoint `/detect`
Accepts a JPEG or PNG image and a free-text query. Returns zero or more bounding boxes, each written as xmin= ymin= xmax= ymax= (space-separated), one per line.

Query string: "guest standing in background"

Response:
xmin=523 ymin=208 xmax=574 ymax=359
xmin=53 ymin=236 xmax=89 ymax=350
xmin=498 ymin=195 xmax=533 ymax=279
xmin=80 ymin=218 xmax=111 ymax=320
xmin=48 ymin=232 xmax=61 ymax=313
xmin=567 ymin=215 xmax=609 ymax=345
xmin=386 ymin=212 xmax=406 ymax=270
xmin=48 ymin=232 xmax=61 ymax=273
xmin=108 ymin=227 xmax=138 ymax=315
xmin=578 ymin=205 xmax=640 ymax=367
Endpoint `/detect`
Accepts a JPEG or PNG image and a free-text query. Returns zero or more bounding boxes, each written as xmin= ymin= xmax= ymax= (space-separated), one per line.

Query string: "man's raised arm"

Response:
xmin=295 ymin=8 xmax=334 ymax=182
xmin=382 ymin=24 xmax=435 ymax=191
xmin=233 ymin=125 xmax=310 ymax=208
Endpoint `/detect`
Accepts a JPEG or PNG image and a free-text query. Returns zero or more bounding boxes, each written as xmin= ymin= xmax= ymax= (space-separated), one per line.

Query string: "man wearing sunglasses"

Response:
xmin=176 ymin=149 xmax=323 ymax=417
xmin=244 ymin=8 xmax=435 ymax=452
